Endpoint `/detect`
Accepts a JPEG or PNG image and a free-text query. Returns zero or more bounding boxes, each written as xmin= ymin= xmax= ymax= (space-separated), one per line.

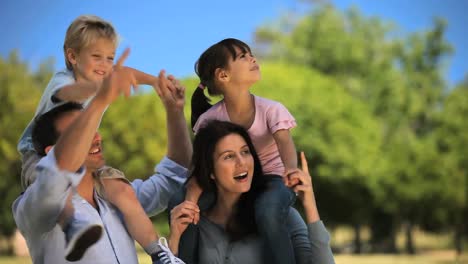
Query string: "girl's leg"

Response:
xmin=254 ymin=175 xmax=296 ymax=264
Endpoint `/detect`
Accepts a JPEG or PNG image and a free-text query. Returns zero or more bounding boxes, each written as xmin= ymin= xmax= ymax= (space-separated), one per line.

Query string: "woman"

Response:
xmin=167 ymin=120 xmax=335 ymax=264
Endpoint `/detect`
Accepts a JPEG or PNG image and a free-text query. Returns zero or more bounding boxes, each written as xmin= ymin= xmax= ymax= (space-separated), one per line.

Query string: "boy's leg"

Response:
xmin=21 ymin=150 xmax=102 ymax=261
xmin=255 ymin=175 xmax=296 ymax=264
xmin=61 ymin=194 xmax=103 ymax=261
xmin=99 ymin=166 xmax=185 ymax=264
xmin=101 ymin=177 xmax=158 ymax=248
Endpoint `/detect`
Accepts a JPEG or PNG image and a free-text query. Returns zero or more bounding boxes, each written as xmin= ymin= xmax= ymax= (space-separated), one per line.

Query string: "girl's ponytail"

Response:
xmin=191 ymin=83 xmax=212 ymax=129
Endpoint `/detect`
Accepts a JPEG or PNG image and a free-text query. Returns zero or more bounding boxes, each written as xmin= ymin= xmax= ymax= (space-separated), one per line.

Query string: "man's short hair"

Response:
xmin=32 ymin=102 xmax=83 ymax=156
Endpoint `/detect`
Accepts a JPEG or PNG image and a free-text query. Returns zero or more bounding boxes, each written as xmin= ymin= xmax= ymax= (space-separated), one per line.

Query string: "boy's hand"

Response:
xmin=95 ymin=48 xmax=137 ymax=105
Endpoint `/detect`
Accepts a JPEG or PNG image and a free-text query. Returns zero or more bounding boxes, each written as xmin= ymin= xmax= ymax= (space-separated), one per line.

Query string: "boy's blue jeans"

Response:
xmin=168 ymin=175 xmax=296 ymax=264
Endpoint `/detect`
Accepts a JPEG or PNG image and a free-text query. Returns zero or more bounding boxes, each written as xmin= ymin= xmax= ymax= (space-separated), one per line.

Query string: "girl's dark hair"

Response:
xmin=32 ymin=102 xmax=83 ymax=156
xmin=190 ymin=120 xmax=266 ymax=241
xmin=191 ymin=38 xmax=252 ymax=128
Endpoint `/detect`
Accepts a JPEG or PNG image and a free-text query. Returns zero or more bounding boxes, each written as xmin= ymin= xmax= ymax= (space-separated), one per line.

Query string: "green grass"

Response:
xmin=2 ymin=252 xmax=467 ymax=264
xmin=335 ymin=252 xmax=468 ymax=264
xmin=3 ymin=218 xmax=467 ymax=264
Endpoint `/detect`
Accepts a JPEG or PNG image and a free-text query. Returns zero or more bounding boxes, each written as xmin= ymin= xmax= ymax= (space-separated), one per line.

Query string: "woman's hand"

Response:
xmin=168 ymin=200 xmax=200 ymax=254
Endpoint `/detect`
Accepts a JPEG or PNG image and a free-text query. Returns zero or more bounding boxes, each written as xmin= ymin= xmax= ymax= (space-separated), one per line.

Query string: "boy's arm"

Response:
xmin=124 ymin=66 xmax=159 ymax=88
xmin=54 ymin=66 xmax=158 ymax=104
xmin=55 ymin=49 xmax=135 ymax=171
xmin=54 ymin=81 xmax=100 ymax=103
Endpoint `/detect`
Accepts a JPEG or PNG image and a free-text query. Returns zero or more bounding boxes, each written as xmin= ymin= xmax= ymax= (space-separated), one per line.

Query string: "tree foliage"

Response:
xmin=254 ymin=2 xmax=461 ymax=252
xmin=0 ymin=52 xmax=52 ymax=238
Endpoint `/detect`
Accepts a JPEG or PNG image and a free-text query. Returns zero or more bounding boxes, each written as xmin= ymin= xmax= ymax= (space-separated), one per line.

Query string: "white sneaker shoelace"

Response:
xmin=157 ymin=237 xmax=185 ymax=264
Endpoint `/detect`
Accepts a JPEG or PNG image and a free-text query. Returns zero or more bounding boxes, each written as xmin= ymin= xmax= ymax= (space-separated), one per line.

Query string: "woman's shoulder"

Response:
xmin=286 ymin=207 xmax=306 ymax=227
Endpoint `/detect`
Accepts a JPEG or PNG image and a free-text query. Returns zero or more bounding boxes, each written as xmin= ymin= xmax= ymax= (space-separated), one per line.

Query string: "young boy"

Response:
xmin=18 ymin=15 xmax=183 ymax=264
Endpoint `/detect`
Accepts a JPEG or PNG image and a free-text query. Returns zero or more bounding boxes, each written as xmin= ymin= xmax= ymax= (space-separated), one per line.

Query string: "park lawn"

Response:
xmin=1 ymin=252 xmax=466 ymax=264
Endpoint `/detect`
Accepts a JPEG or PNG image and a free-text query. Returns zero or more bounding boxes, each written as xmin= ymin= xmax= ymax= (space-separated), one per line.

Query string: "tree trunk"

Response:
xmin=370 ymin=209 xmax=398 ymax=253
xmin=404 ymin=221 xmax=415 ymax=254
xmin=353 ymin=223 xmax=362 ymax=254
xmin=454 ymin=226 xmax=462 ymax=256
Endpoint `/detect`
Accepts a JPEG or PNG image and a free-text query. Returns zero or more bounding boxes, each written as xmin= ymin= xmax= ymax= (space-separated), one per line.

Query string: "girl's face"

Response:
xmin=222 ymin=46 xmax=261 ymax=87
xmin=68 ymin=37 xmax=115 ymax=83
xmin=212 ymin=133 xmax=254 ymax=196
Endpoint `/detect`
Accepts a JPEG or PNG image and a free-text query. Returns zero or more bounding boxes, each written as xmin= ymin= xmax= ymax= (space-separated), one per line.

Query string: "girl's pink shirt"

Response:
xmin=194 ymin=95 xmax=296 ymax=176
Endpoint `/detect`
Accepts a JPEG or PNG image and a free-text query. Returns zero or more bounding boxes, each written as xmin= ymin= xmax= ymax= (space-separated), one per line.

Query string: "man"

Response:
xmin=12 ymin=51 xmax=193 ymax=264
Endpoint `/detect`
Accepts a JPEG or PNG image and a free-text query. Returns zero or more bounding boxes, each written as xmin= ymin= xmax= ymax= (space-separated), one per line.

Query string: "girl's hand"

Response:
xmin=285 ymin=152 xmax=314 ymax=204
xmin=287 ymin=152 xmax=320 ymax=222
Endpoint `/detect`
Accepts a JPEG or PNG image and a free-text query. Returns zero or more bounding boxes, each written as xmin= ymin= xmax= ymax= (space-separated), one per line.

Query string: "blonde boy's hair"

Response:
xmin=63 ymin=15 xmax=118 ymax=70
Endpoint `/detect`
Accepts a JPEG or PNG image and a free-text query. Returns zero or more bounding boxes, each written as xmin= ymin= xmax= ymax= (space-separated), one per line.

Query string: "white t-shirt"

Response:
xmin=17 ymin=69 xmax=75 ymax=154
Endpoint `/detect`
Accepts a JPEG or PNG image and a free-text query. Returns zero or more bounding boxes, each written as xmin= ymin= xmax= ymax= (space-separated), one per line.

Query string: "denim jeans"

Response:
xmin=255 ymin=175 xmax=296 ymax=264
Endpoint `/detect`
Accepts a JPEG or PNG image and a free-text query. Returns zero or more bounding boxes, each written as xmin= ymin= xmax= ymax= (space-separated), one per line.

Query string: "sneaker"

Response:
xmin=64 ymin=220 xmax=103 ymax=261
xmin=152 ymin=237 xmax=185 ymax=264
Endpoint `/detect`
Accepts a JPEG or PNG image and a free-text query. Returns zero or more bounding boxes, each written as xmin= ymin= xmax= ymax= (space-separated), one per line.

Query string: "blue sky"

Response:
xmin=1 ymin=0 xmax=466 ymax=85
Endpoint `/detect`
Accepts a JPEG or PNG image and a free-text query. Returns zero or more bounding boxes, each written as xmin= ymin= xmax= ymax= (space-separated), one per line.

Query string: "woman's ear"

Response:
xmin=210 ymin=173 xmax=215 ymax=180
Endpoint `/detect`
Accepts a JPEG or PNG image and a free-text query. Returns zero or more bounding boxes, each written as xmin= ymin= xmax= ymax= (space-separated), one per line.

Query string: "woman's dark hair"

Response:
xmin=191 ymin=38 xmax=252 ymax=128
xmin=32 ymin=102 xmax=83 ymax=156
xmin=190 ymin=120 xmax=266 ymax=241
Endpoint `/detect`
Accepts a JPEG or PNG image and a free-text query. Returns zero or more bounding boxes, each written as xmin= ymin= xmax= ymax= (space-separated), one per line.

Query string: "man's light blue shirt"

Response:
xmin=12 ymin=149 xmax=188 ymax=264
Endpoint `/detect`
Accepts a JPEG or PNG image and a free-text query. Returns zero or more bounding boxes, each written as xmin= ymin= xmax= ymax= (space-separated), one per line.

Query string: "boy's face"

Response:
xmin=69 ymin=38 xmax=116 ymax=83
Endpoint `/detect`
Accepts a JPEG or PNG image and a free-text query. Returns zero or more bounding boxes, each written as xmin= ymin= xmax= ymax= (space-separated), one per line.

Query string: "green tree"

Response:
xmin=254 ymin=3 xmax=454 ymax=253
xmin=0 ymin=51 xmax=53 ymax=254
xmin=436 ymin=78 xmax=468 ymax=254
xmin=253 ymin=62 xmax=383 ymax=253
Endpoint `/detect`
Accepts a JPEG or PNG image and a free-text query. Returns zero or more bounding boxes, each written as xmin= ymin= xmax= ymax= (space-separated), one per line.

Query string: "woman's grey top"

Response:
xmin=196 ymin=208 xmax=335 ymax=264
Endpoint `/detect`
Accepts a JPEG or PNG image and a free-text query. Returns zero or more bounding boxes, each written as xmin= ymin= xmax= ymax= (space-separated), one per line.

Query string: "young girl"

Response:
xmin=188 ymin=38 xmax=299 ymax=264
xmin=18 ymin=15 xmax=182 ymax=263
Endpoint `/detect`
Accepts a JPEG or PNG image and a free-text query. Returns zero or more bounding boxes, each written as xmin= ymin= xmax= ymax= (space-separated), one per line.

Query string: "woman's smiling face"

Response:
xmin=212 ymin=133 xmax=254 ymax=196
